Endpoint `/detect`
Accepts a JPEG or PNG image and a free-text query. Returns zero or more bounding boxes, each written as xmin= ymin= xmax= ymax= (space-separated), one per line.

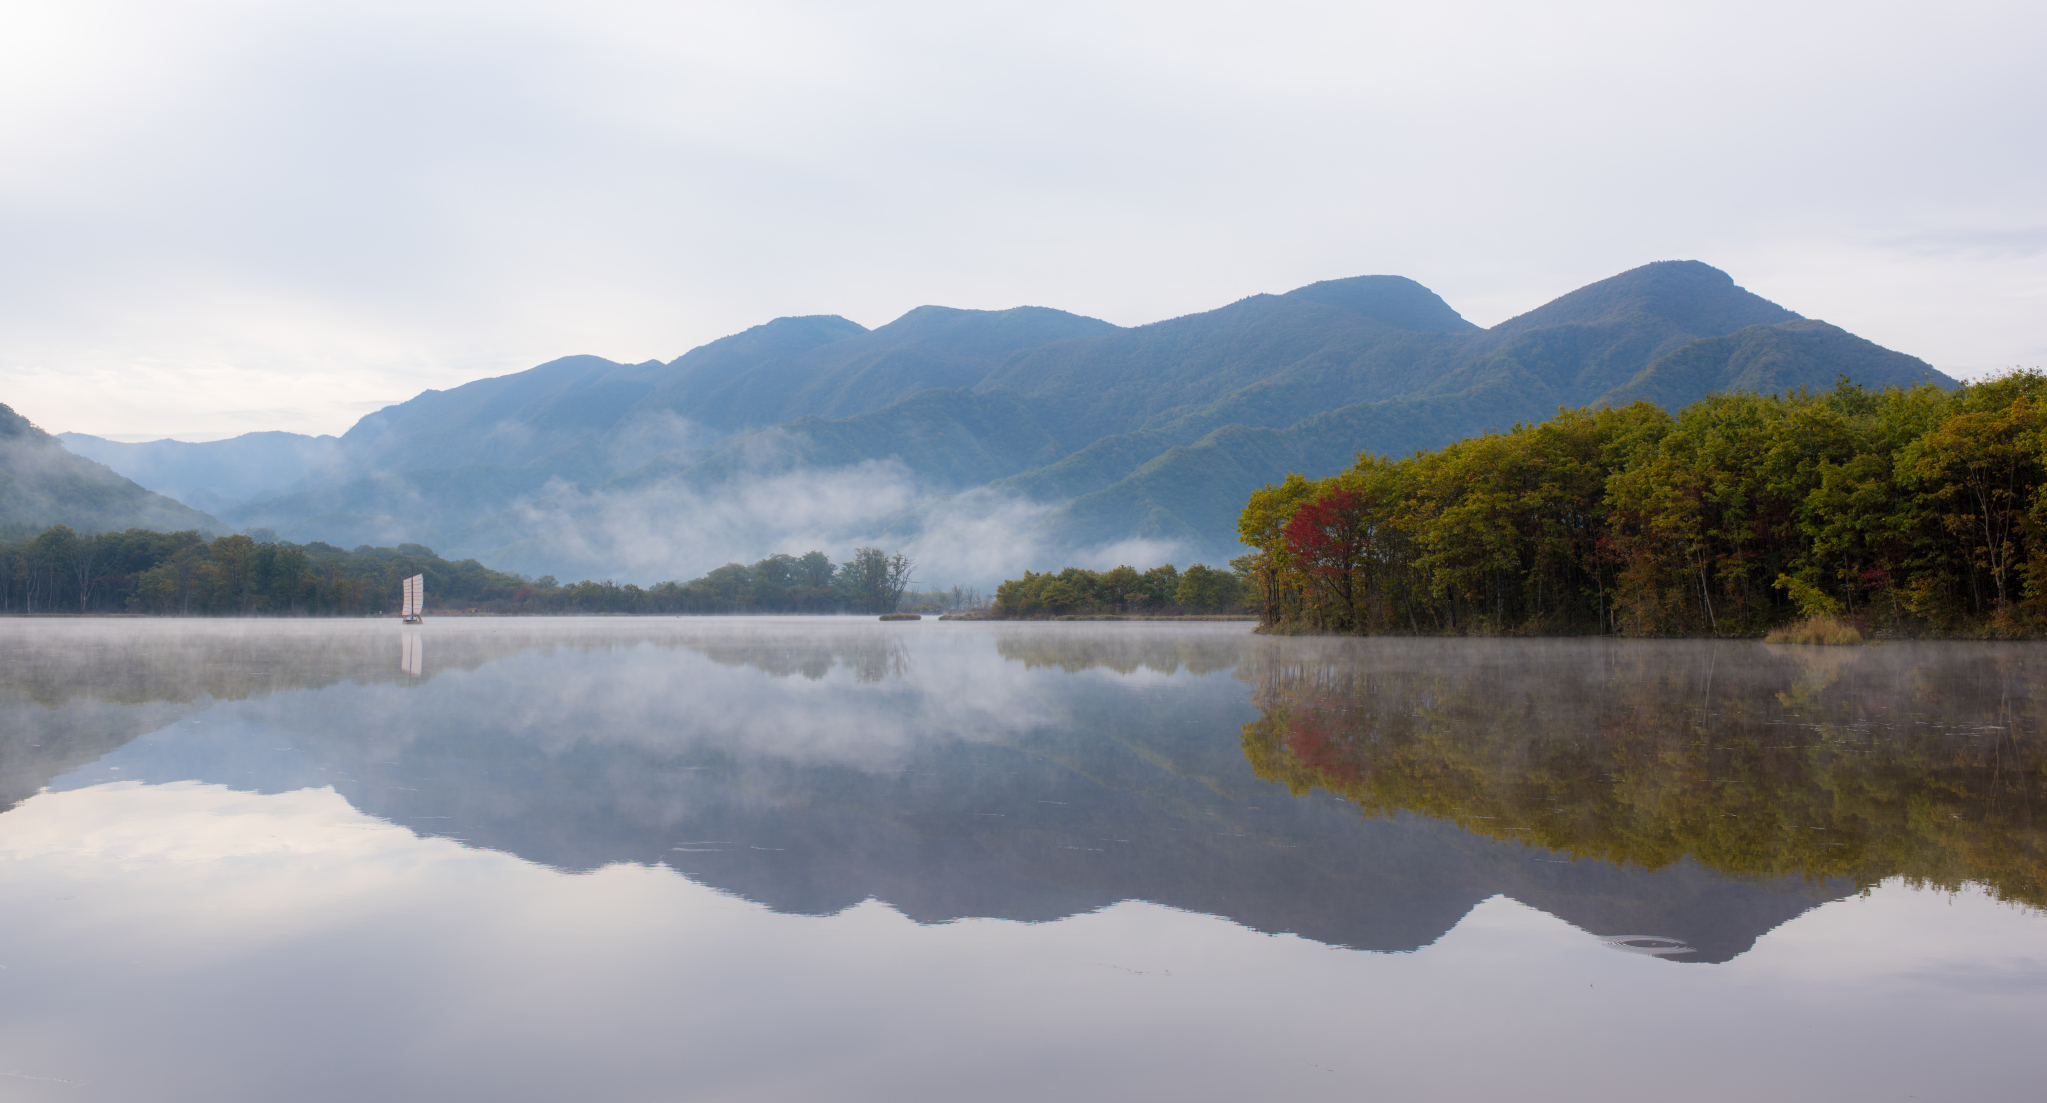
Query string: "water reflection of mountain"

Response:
xmin=0 ymin=620 xmax=909 ymax=809
xmin=11 ymin=624 xmax=2039 ymax=962
xmin=0 ymin=620 xmax=672 ymax=812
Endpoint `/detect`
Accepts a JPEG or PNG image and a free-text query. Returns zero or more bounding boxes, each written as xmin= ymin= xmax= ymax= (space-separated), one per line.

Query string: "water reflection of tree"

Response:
xmin=691 ymin=635 xmax=910 ymax=683
xmin=0 ymin=624 xmax=930 ymax=708
xmin=994 ymin=630 xmax=1248 ymax=675
xmin=1239 ymin=640 xmax=2047 ymax=908
xmin=0 ymin=624 xmax=592 ymax=708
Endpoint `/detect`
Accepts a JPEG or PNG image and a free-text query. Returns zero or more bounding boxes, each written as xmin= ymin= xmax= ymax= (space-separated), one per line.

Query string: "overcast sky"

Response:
xmin=3 ymin=0 xmax=2042 ymax=440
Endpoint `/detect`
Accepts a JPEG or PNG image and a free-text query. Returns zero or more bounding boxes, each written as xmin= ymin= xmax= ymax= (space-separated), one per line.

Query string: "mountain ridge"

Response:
xmin=65 ymin=260 xmax=1956 ymax=579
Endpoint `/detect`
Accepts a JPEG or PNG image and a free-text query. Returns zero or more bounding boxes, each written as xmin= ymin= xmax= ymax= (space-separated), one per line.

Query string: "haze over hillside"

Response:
xmin=64 ymin=261 xmax=1952 ymax=583
xmin=1 ymin=403 xmax=223 ymax=537
xmin=58 ymin=432 xmax=343 ymax=515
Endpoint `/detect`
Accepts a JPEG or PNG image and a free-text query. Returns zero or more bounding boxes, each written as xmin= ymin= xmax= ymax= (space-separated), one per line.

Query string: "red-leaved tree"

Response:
xmin=1282 ymin=487 xmax=1371 ymax=629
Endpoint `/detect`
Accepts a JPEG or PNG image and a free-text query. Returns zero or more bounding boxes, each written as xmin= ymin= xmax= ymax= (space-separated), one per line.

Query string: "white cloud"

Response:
xmin=492 ymin=458 xmax=1188 ymax=585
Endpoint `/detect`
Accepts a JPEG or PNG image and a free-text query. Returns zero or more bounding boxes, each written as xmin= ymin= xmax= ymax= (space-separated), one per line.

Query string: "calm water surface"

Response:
xmin=1 ymin=618 xmax=2042 ymax=1102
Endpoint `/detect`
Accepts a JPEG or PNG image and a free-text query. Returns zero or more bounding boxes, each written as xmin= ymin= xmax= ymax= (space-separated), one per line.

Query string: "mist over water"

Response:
xmin=2 ymin=619 xmax=2043 ymax=1101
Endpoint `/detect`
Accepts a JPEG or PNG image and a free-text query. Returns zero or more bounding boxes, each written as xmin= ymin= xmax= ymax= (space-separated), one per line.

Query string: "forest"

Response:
xmin=989 ymin=562 xmax=1252 ymax=617
xmin=1238 ymin=371 xmax=2047 ymax=637
xmin=0 ymin=526 xmax=926 ymax=616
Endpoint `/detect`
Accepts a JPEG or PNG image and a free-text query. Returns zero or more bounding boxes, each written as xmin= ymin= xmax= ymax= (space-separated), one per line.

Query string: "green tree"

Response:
xmin=1237 ymin=472 xmax=1318 ymax=625
xmin=209 ymin=534 xmax=259 ymax=614
xmin=840 ymin=547 xmax=914 ymax=613
xmin=1174 ymin=564 xmax=1235 ymax=612
xmin=1903 ymin=394 xmax=2043 ymax=618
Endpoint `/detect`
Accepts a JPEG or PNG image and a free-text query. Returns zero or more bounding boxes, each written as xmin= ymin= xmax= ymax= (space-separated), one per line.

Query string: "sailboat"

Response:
xmin=400 ymin=573 xmax=425 ymax=624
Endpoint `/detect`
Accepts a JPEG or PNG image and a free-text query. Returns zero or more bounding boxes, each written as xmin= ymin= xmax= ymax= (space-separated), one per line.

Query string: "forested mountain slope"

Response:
xmin=971 ymin=275 xmax=1479 ymax=448
xmin=323 ymin=306 xmax=1116 ymax=481
xmin=1 ymin=403 xmax=223 ymax=535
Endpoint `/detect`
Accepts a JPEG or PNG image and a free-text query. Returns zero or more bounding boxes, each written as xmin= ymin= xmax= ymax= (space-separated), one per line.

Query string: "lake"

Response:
xmin=2 ymin=618 xmax=2042 ymax=1102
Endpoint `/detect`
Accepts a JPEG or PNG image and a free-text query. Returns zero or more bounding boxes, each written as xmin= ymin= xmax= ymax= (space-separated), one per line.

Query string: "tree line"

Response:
xmin=0 ymin=526 xmax=923 ymax=616
xmin=1236 ymin=371 xmax=2047 ymax=637
xmin=990 ymin=562 xmax=1253 ymax=618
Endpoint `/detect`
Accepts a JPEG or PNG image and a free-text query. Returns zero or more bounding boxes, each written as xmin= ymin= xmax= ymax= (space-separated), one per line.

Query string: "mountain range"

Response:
xmin=30 ymin=260 xmax=1953 ymax=580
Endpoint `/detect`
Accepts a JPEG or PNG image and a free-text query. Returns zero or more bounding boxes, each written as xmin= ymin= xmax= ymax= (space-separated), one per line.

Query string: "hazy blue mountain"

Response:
xmin=333 ymin=354 xmax=673 ymax=481
xmin=1281 ymin=274 xmax=1483 ymax=333
xmin=1 ymin=403 xmax=223 ymax=535
xmin=435 ymin=389 xmax=1075 ymax=566
xmin=973 ymin=279 xmax=1477 ymax=450
xmin=609 ymin=388 xmax=1068 ymax=493
xmin=223 ymin=388 xmax=1077 ymax=553
xmin=57 ymin=430 xmax=341 ymax=513
xmin=220 ymin=463 xmax=563 ymax=550
xmin=158 ymin=261 xmax=1957 ymax=577
xmin=1423 ymin=260 xmax=1803 ymax=404
xmin=321 ymin=306 xmax=1115 ymax=485
xmin=1602 ymin=318 xmax=1946 ymax=408
xmin=663 ymin=305 xmax=1119 ymax=432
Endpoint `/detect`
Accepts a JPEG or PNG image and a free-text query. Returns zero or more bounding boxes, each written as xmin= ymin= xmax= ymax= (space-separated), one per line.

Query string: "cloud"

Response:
xmin=489 ymin=458 xmax=1191 ymax=587
xmin=505 ymin=459 xmax=920 ymax=579
xmin=602 ymin=409 xmax=722 ymax=475
xmin=1877 ymin=227 xmax=2047 ymax=262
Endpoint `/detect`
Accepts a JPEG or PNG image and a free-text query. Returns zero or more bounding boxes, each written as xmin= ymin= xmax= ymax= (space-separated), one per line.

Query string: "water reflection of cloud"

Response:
xmin=207 ymin=627 xmax=1073 ymax=775
xmin=58 ymin=621 xmax=1254 ymax=779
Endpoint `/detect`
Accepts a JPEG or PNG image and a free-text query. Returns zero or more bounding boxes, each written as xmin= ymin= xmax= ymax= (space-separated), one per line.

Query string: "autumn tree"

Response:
xmin=1283 ymin=487 xmax=1372 ymax=630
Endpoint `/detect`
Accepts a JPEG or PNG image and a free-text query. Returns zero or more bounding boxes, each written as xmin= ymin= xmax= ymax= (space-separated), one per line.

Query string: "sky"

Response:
xmin=2 ymin=0 xmax=2043 ymax=441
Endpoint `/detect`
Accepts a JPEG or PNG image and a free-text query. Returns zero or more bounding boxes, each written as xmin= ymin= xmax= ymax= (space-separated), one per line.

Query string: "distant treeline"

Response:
xmin=990 ymin=563 xmax=1252 ymax=618
xmin=1238 ymin=372 xmax=2047 ymax=637
xmin=0 ymin=527 xmax=925 ymax=616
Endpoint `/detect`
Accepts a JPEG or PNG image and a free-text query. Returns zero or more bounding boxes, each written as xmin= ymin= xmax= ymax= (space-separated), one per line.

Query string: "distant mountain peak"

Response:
xmin=1494 ymin=260 xmax=1800 ymax=337
xmin=665 ymin=315 xmax=869 ymax=372
xmin=1280 ymin=274 xmax=1479 ymax=334
xmin=866 ymin=304 xmax=1121 ymax=347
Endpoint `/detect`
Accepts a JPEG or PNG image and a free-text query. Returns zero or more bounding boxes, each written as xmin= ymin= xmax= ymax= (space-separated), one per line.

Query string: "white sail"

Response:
xmin=400 ymin=574 xmax=424 ymax=618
